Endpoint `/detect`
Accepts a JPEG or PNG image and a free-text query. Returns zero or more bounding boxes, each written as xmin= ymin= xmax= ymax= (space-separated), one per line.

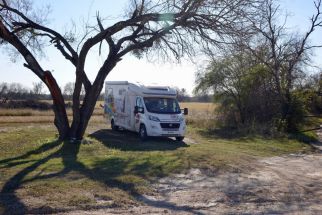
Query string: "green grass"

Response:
xmin=0 ymin=123 xmax=315 ymax=213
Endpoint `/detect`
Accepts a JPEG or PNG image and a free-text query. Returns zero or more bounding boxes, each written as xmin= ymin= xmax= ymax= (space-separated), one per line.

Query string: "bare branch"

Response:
xmin=96 ymin=12 xmax=115 ymax=55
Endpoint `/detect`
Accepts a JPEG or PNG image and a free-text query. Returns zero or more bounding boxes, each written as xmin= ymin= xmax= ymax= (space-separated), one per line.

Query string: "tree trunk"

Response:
xmin=69 ymin=78 xmax=83 ymax=140
xmin=281 ymin=91 xmax=295 ymax=132
xmin=68 ymin=88 xmax=103 ymax=141
xmin=0 ymin=20 xmax=70 ymax=139
xmin=44 ymin=71 xmax=70 ymax=140
xmin=69 ymin=59 xmax=118 ymax=141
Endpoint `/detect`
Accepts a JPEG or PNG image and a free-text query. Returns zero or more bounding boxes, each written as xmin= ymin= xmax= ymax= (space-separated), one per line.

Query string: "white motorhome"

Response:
xmin=104 ymin=81 xmax=188 ymax=141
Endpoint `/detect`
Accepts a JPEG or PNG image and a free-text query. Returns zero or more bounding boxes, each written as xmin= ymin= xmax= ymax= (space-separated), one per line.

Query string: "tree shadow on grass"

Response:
xmin=89 ymin=129 xmax=189 ymax=151
xmin=0 ymin=140 xmax=63 ymax=214
xmin=0 ymin=132 xmax=199 ymax=214
xmin=0 ymin=140 xmax=61 ymax=166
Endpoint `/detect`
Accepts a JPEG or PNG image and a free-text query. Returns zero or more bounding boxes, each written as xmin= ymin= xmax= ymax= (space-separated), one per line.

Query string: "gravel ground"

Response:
xmin=63 ymin=138 xmax=322 ymax=215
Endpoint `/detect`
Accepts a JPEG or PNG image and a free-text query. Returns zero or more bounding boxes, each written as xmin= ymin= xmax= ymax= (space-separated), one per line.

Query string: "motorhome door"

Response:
xmin=134 ymin=97 xmax=144 ymax=132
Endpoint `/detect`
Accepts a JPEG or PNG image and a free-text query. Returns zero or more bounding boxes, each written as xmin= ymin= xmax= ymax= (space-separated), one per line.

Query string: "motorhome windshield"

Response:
xmin=143 ymin=97 xmax=181 ymax=114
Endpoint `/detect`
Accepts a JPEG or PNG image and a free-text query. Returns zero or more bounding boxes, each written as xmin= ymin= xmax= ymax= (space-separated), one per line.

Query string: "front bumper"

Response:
xmin=146 ymin=121 xmax=186 ymax=137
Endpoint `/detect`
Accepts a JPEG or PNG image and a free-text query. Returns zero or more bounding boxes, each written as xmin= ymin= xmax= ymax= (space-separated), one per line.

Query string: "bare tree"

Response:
xmin=241 ymin=0 xmax=322 ymax=131
xmin=0 ymin=82 xmax=8 ymax=96
xmin=0 ymin=0 xmax=261 ymax=141
xmin=63 ymin=82 xmax=85 ymax=100
xmin=32 ymin=81 xmax=44 ymax=96
xmin=176 ymin=88 xmax=188 ymax=102
xmin=63 ymin=82 xmax=74 ymax=100
xmin=0 ymin=82 xmax=8 ymax=103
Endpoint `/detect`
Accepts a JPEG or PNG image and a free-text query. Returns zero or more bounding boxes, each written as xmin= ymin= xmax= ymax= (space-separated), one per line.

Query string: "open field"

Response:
xmin=0 ymin=102 xmax=320 ymax=214
xmin=0 ymin=102 xmax=215 ymax=124
xmin=0 ymin=101 xmax=104 ymax=124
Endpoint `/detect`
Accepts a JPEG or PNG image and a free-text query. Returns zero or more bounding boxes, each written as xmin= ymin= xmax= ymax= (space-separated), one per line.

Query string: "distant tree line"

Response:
xmin=0 ymin=82 xmax=49 ymax=101
xmin=175 ymin=88 xmax=212 ymax=102
xmin=0 ymin=81 xmax=208 ymax=104
xmin=0 ymin=82 xmax=104 ymax=103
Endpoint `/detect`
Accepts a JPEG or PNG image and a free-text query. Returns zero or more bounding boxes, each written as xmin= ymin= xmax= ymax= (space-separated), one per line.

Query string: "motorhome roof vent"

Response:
xmin=147 ymin=87 xmax=169 ymax=91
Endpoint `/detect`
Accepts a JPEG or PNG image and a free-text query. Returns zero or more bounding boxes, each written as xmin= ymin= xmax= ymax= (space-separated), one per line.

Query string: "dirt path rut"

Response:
xmin=66 ymin=142 xmax=322 ymax=215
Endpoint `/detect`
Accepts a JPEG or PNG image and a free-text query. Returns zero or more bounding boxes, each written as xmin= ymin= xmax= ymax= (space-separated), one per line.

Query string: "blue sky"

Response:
xmin=0 ymin=0 xmax=321 ymax=94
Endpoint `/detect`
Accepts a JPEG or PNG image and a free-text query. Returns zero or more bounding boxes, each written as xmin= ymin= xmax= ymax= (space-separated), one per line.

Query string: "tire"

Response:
xmin=175 ymin=136 xmax=184 ymax=141
xmin=111 ymin=119 xmax=119 ymax=131
xmin=139 ymin=124 xmax=148 ymax=141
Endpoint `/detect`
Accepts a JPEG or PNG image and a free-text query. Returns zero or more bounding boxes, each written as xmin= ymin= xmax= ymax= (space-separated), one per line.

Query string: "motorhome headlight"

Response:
xmin=179 ymin=116 xmax=184 ymax=122
xmin=148 ymin=115 xmax=160 ymax=122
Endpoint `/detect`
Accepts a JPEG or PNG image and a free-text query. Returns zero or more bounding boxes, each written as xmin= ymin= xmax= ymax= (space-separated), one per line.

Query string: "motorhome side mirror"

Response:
xmin=134 ymin=106 xmax=144 ymax=114
xmin=134 ymin=106 xmax=139 ymax=114
xmin=139 ymin=107 xmax=144 ymax=114
xmin=183 ymin=108 xmax=188 ymax=115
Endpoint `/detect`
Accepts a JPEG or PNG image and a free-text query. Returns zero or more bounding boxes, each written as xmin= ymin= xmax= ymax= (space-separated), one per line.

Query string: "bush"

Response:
xmin=0 ymin=100 xmax=52 ymax=110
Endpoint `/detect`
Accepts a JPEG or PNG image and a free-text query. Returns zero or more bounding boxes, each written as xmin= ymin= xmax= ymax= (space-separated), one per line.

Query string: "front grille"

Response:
xmin=160 ymin=123 xmax=180 ymax=129
xmin=161 ymin=134 xmax=180 ymax=136
xmin=162 ymin=128 xmax=179 ymax=131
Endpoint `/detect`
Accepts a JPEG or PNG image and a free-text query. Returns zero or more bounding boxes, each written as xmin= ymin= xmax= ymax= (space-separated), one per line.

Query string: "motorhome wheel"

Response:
xmin=111 ymin=119 xmax=119 ymax=131
xmin=139 ymin=124 xmax=148 ymax=141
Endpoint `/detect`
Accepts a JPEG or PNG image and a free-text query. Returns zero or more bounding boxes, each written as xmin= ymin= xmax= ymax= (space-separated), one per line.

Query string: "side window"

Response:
xmin=106 ymin=88 xmax=113 ymax=103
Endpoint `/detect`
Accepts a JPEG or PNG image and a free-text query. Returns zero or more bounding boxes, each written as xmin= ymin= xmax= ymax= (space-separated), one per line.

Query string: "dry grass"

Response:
xmin=0 ymin=101 xmax=316 ymax=214
xmin=0 ymin=116 xmax=54 ymax=123
xmin=180 ymin=102 xmax=216 ymax=112
xmin=0 ymin=108 xmax=53 ymax=117
xmin=0 ymin=108 xmax=103 ymax=116
xmin=0 ymin=121 xmax=314 ymax=213
xmin=0 ymin=104 xmax=104 ymax=124
xmin=0 ymin=115 xmax=106 ymax=124
xmin=180 ymin=102 xmax=217 ymax=128
xmin=0 ymin=102 xmax=214 ymax=124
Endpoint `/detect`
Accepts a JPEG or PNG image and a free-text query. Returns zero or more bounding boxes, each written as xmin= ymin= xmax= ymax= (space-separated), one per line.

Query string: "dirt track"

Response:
xmin=64 ymin=141 xmax=322 ymax=215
